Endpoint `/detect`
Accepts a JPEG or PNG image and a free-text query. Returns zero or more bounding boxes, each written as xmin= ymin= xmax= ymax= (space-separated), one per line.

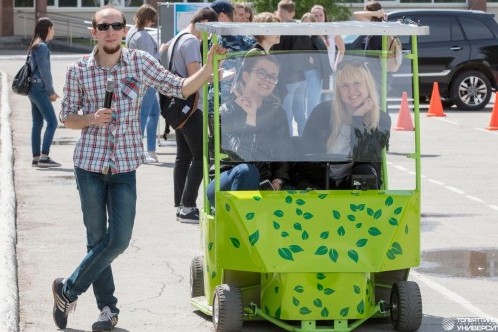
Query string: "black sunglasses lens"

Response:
xmin=111 ymin=23 xmax=125 ymax=30
xmin=96 ymin=22 xmax=125 ymax=31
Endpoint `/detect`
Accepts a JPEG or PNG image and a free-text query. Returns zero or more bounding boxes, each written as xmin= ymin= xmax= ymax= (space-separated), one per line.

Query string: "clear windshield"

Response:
xmin=216 ymin=50 xmax=414 ymax=167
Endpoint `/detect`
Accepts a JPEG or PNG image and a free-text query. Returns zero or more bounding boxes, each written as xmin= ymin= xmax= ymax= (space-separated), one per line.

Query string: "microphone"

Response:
xmin=104 ymin=78 xmax=115 ymax=109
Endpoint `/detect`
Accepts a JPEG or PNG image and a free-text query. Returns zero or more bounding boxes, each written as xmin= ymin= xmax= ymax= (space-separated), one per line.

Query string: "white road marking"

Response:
xmin=428 ymin=179 xmax=444 ymax=185
xmin=465 ymin=195 xmax=485 ymax=203
xmin=475 ymin=128 xmax=498 ymax=135
xmin=445 ymin=186 xmax=465 ymax=195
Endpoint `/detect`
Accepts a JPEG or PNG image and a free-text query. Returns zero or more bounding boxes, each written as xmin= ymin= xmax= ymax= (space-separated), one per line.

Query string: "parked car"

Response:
xmin=344 ymin=10 xmax=498 ymax=110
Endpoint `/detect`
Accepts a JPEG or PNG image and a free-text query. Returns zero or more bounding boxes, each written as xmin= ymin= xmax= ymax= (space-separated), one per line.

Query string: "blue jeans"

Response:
xmin=140 ymin=87 xmax=160 ymax=152
xmin=282 ymin=80 xmax=307 ymax=136
xmin=304 ymin=69 xmax=323 ymax=118
xmin=28 ymin=82 xmax=58 ymax=157
xmin=207 ymin=163 xmax=260 ymax=207
xmin=64 ymin=167 xmax=137 ymax=314
xmin=174 ymin=110 xmax=203 ymax=207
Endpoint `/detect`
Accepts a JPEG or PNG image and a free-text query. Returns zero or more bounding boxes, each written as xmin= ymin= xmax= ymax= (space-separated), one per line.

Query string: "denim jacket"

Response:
xmin=29 ymin=42 xmax=55 ymax=96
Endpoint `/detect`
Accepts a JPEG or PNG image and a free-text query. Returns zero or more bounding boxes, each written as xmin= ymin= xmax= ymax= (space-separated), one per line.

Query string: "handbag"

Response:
xmin=12 ymin=53 xmax=32 ymax=96
xmin=159 ymin=32 xmax=198 ymax=130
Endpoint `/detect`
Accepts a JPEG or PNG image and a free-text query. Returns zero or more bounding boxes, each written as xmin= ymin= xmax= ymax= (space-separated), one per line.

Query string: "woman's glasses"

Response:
xmin=336 ymin=60 xmax=369 ymax=71
xmin=252 ymin=68 xmax=278 ymax=85
xmin=95 ymin=22 xmax=126 ymax=31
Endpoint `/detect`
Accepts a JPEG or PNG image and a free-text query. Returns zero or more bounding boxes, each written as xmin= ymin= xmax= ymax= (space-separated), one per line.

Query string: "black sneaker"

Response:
xmin=178 ymin=207 xmax=199 ymax=224
xmin=92 ymin=306 xmax=118 ymax=332
xmin=32 ymin=159 xmax=38 ymax=167
xmin=38 ymin=157 xmax=61 ymax=168
xmin=52 ymin=278 xmax=77 ymax=329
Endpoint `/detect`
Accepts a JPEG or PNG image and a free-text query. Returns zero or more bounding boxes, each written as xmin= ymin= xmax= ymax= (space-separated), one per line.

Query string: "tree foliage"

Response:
xmin=249 ymin=0 xmax=353 ymax=21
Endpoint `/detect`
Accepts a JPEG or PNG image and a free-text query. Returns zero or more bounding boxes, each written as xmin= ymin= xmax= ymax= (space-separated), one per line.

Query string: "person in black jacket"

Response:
xmin=292 ymin=61 xmax=391 ymax=190
xmin=207 ymin=52 xmax=290 ymax=207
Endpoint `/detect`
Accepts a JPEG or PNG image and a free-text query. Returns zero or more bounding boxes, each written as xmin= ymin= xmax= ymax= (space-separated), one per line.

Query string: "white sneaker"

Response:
xmin=144 ymin=152 xmax=158 ymax=164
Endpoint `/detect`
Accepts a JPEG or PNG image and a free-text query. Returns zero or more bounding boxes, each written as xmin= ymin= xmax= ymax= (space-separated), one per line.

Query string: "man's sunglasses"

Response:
xmin=95 ymin=22 xmax=126 ymax=31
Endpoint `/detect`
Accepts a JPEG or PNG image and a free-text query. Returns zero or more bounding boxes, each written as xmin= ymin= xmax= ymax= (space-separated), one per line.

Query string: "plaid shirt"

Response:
xmin=60 ymin=47 xmax=185 ymax=174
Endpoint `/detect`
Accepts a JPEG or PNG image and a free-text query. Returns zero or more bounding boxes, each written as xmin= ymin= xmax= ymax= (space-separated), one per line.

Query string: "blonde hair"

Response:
xmin=300 ymin=12 xmax=317 ymax=23
xmin=252 ymin=12 xmax=280 ymax=42
xmin=327 ymin=62 xmax=380 ymax=149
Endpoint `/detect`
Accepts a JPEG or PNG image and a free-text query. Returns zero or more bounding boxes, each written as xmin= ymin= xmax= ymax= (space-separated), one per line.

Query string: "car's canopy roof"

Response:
xmin=195 ymin=21 xmax=429 ymax=36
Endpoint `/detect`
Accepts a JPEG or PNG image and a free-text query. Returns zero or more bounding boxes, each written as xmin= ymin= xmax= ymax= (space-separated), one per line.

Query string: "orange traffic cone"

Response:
xmin=427 ymin=82 xmax=446 ymax=117
xmin=394 ymin=92 xmax=414 ymax=131
xmin=486 ymin=93 xmax=498 ymax=130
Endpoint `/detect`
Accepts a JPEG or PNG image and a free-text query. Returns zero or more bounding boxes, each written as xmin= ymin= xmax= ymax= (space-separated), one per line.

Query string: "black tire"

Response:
xmin=390 ymin=281 xmax=423 ymax=331
xmin=450 ymin=70 xmax=491 ymax=111
xmin=212 ymin=284 xmax=243 ymax=332
xmin=190 ymin=256 xmax=204 ymax=298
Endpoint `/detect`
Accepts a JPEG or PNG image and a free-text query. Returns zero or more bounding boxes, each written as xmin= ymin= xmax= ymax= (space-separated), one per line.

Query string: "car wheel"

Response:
xmin=450 ymin=71 xmax=491 ymax=111
xmin=212 ymin=284 xmax=243 ymax=332
xmin=390 ymin=281 xmax=423 ymax=331
xmin=190 ymin=256 xmax=204 ymax=298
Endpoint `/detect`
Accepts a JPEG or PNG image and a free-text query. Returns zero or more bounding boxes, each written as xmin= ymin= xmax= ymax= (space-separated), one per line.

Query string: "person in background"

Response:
xmin=171 ymin=7 xmax=219 ymax=224
xmin=28 ymin=17 xmax=61 ymax=168
xmin=126 ymin=4 xmax=169 ymax=163
xmin=250 ymin=12 xmax=280 ymax=54
xmin=207 ymin=52 xmax=290 ymax=207
xmin=272 ymin=0 xmax=313 ymax=136
xmin=234 ymin=2 xmax=246 ymax=22
xmin=310 ymin=4 xmax=345 ymax=73
xmin=53 ymin=6 xmax=225 ymax=331
xmin=292 ymin=61 xmax=391 ymax=190
xmin=244 ymin=2 xmax=254 ymax=22
xmin=300 ymin=12 xmax=332 ymax=118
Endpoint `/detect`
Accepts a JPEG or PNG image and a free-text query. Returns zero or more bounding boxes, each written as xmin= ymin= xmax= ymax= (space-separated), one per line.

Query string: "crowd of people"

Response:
xmin=19 ymin=1 xmax=393 ymax=331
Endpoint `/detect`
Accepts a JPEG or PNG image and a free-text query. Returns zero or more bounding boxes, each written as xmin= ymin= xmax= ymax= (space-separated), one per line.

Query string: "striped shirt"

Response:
xmin=60 ymin=47 xmax=185 ymax=174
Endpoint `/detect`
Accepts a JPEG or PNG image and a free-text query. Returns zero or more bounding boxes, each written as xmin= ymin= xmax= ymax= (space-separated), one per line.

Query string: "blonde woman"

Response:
xmin=292 ymin=61 xmax=391 ymax=190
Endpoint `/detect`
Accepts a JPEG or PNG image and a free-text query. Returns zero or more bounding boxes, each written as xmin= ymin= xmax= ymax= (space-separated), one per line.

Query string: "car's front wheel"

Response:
xmin=450 ymin=70 xmax=492 ymax=111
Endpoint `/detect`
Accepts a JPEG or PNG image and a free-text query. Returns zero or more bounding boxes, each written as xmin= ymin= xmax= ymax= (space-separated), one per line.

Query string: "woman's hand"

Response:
xmin=50 ymin=93 xmax=59 ymax=102
xmin=235 ymin=95 xmax=258 ymax=126
xmin=271 ymin=178 xmax=284 ymax=190
xmin=354 ymin=97 xmax=374 ymax=116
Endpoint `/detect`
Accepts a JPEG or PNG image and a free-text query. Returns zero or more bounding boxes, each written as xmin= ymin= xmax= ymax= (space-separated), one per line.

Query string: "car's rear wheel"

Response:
xmin=450 ymin=70 xmax=491 ymax=111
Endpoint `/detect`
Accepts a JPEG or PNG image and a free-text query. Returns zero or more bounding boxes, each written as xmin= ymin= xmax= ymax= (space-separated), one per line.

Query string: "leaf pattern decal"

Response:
xmin=329 ymin=249 xmax=338 ymax=262
xmin=316 ymin=273 xmax=326 ymax=280
xmin=289 ymin=245 xmax=304 ymax=253
xmin=353 ymin=285 xmax=361 ymax=294
xmin=300 ymin=307 xmax=312 ymax=315
xmin=281 ymin=231 xmax=289 ymax=238
xmin=368 ymin=227 xmax=382 ymax=236
xmin=391 ymin=242 xmax=403 ymax=255
xmin=323 ymin=288 xmax=335 ymax=295
xmin=318 ymin=194 xmax=327 ymax=199
xmin=274 ymin=286 xmax=279 ymax=293
xmin=337 ymin=226 xmax=346 ymax=236
xmin=356 ymin=239 xmax=368 ymax=247
xmin=320 ymin=231 xmax=329 ymax=239
xmin=245 ymin=212 xmax=255 ymax=220
xmin=302 ymin=231 xmax=309 ymax=240
xmin=357 ymin=300 xmax=365 ymax=314
xmin=350 ymin=204 xmax=358 ymax=212
xmin=249 ymin=230 xmax=259 ymax=246
xmin=285 ymin=196 xmax=292 ymax=204
xmin=294 ymin=285 xmax=304 ymax=293
xmin=208 ymin=242 xmax=213 ymax=251
xmin=225 ymin=203 xmax=231 ymax=212
xmin=315 ymin=246 xmax=328 ymax=255
xmin=394 ymin=207 xmax=403 ymax=215
xmin=230 ymin=237 xmax=240 ymax=248
xmin=274 ymin=210 xmax=284 ymax=217
xmin=367 ymin=208 xmax=374 ymax=216
xmin=317 ymin=283 xmax=324 ymax=291
xmin=278 ymin=248 xmax=294 ymax=261
xmin=292 ymin=297 xmax=300 ymax=306
xmin=294 ymin=223 xmax=302 ymax=231
xmin=273 ymin=221 xmax=280 ymax=230
xmin=296 ymin=199 xmax=306 ymax=206
xmin=347 ymin=214 xmax=356 ymax=222
xmin=386 ymin=250 xmax=396 ymax=260
xmin=313 ymin=299 xmax=323 ymax=307
xmin=332 ymin=210 xmax=341 ymax=219
xmin=355 ymin=223 xmax=363 ymax=229
xmin=303 ymin=212 xmax=314 ymax=220
xmin=296 ymin=208 xmax=303 ymax=216
xmin=385 ymin=196 xmax=393 ymax=206
xmin=340 ymin=307 xmax=349 ymax=317
xmin=211 ymin=271 xmax=216 ymax=279
xmin=389 ymin=217 xmax=398 ymax=226
xmin=253 ymin=195 xmax=261 ymax=201
xmin=321 ymin=307 xmax=329 ymax=318
xmin=275 ymin=307 xmax=281 ymax=319
xmin=374 ymin=209 xmax=382 ymax=219
xmin=348 ymin=250 xmax=359 ymax=263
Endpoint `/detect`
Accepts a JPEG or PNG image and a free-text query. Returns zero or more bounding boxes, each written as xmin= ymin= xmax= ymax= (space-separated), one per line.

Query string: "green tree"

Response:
xmin=250 ymin=0 xmax=354 ymax=21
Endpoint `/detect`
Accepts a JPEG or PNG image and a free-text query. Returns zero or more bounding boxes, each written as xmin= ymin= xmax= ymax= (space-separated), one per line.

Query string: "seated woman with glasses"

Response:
xmin=207 ymin=52 xmax=291 ymax=207
xmin=291 ymin=61 xmax=391 ymax=190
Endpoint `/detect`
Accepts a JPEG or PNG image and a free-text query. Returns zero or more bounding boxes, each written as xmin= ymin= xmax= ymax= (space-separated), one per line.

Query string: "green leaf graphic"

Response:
xmin=368 ymin=227 xmax=382 ymax=236
xmin=274 ymin=210 xmax=284 ymax=217
xmin=348 ymin=250 xmax=359 ymax=263
xmin=321 ymin=307 xmax=329 ymax=318
xmin=313 ymin=299 xmax=323 ymax=307
xmin=394 ymin=207 xmax=403 ymax=215
xmin=391 ymin=242 xmax=403 ymax=254
xmin=385 ymin=196 xmax=393 ymax=207
xmin=316 ymin=273 xmax=326 ymax=280
xmin=294 ymin=285 xmax=304 ymax=293
xmin=357 ymin=300 xmax=365 ymax=314
xmin=285 ymin=196 xmax=292 ymax=204
xmin=292 ymin=297 xmax=300 ymax=306
xmin=296 ymin=199 xmax=306 ymax=206
xmin=356 ymin=238 xmax=368 ymax=247
xmin=274 ymin=286 xmax=279 ymax=294
xmin=357 ymin=204 xmax=365 ymax=211
xmin=300 ymin=307 xmax=312 ymax=315
xmin=333 ymin=210 xmax=341 ymax=219
xmin=296 ymin=208 xmax=303 ymax=216
xmin=302 ymin=231 xmax=309 ymax=240
xmin=253 ymin=196 xmax=261 ymax=201
xmin=317 ymin=283 xmax=324 ymax=291
xmin=289 ymin=244 xmax=304 ymax=253
xmin=318 ymin=194 xmax=327 ymax=199
xmin=386 ymin=250 xmax=396 ymax=260
xmin=230 ymin=238 xmax=240 ymax=248
xmin=323 ymin=288 xmax=335 ymax=295
xmin=294 ymin=223 xmax=302 ymax=231
xmin=337 ymin=226 xmax=346 ymax=236
xmin=350 ymin=204 xmax=358 ymax=212
xmin=278 ymin=248 xmax=294 ymax=261
xmin=264 ymin=306 xmax=270 ymax=316
xmin=320 ymin=231 xmax=329 ymax=239
xmin=249 ymin=230 xmax=260 ymax=246
xmin=374 ymin=209 xmax=382 ymax=219
xmin=281 ymin=231 xmax=289 ymax=238
xmin=225 ymin=203 xmax=231 ymax=212
xmin=275 ymin=307 xmax=281 ymax=319
xmin=208 ymin=242 xmax=214 ymax=251
xmin=347 ymin=214 xmax=356 ymax=222
xmin=367 ymin=208 xmax=374 ymax=216
xmin=329 ymin=249 xmax=338 ymax=262
xmin=405 ymin=224 xmax=409 ymax=234
xmin=303 ymin=212 xmax=314 ymax=219
xmin=273 ymin=221 xmax=280 ymax=230
xmin=389 ymin=217 xmax=398 ymax=226
xmin=353 ymin=285 xmax=361 ymax=294
xmin=315 ymin=246 xmax=328 ymax=255
xmin=211 ymin=271 xmax=216 ymax=279
xmin=356 ymin=223 xmax=363 ymax=229
xmin=246 ymin=212 xmax=255 ymax=220
xmin=340 ymin=307 xmax=350 ymax=317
